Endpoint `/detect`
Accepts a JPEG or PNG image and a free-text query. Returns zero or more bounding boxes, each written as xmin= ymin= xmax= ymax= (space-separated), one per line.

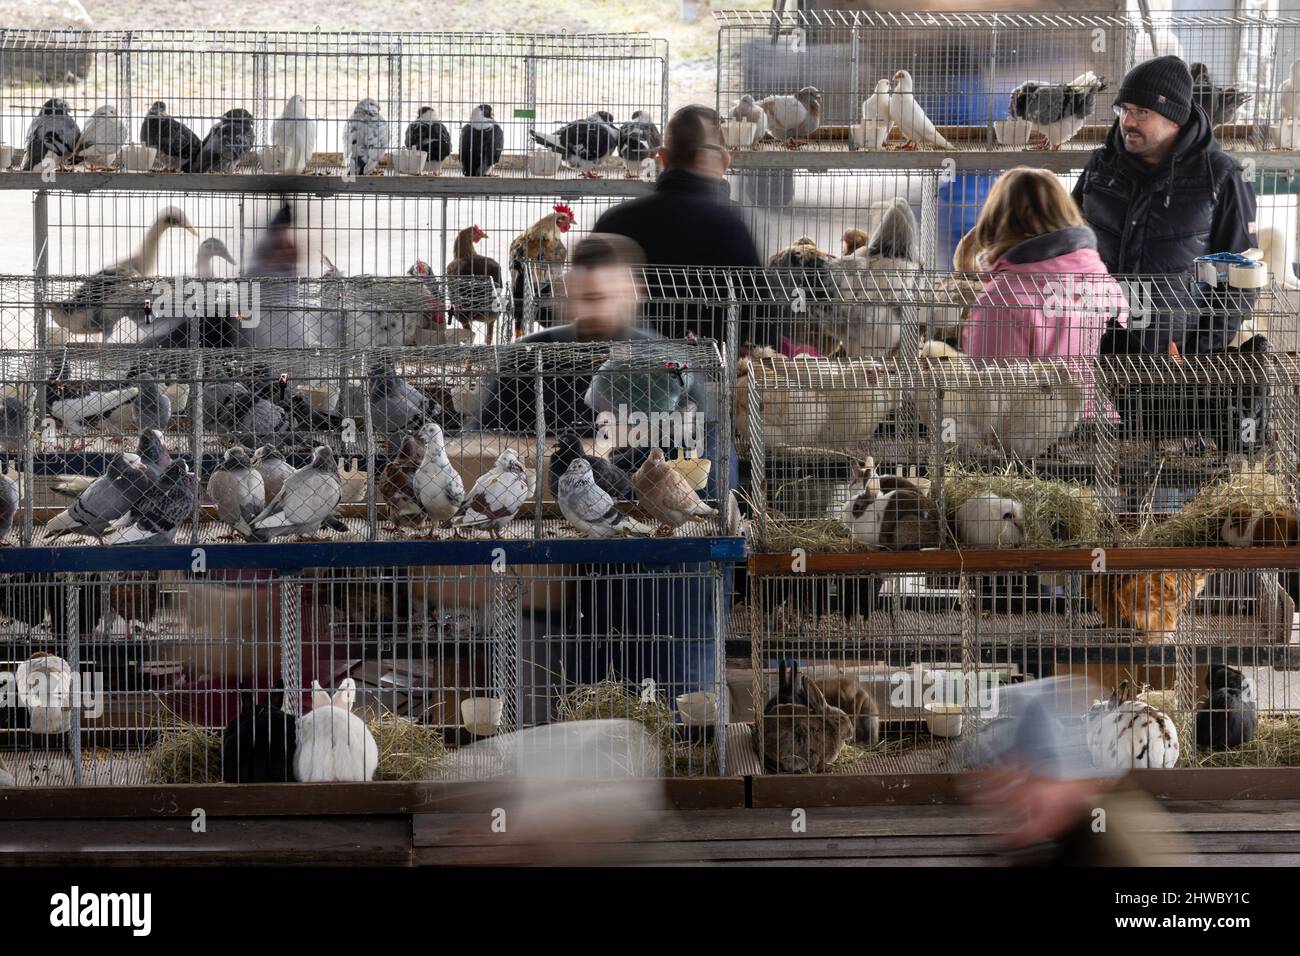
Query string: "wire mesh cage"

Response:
xmin=715 ymin=9 xmax=1297 ymax=153
xmin=0 ymin=30 xmax=668 ymax=178
xmin=0 ymin=338 xmax=732 ymax=547
xmin=0 ymin=559 xmax=729 ymax=785
xmin=742 ymin=560 xmax=1300 ymax=775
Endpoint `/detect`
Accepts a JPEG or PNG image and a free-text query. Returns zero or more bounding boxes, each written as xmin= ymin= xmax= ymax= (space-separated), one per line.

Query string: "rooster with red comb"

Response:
xmin=509 ymin=203 xmax=575 ymax=337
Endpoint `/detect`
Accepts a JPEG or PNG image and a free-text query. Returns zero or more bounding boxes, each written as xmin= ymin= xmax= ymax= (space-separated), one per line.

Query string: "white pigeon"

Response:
xmin=272 ymin=94 xmax=316 ymax=174
xmin=729 ymin=94 xmax=768 ymax=146
xmin=861 ymin=78 xmax=893 ymax=126
xmin=346 ymin=98 xmax=388 ymax=176
xmin=557 ymin=458 xmax=655 ymax=539
xmin=72 ymin=105 xmax=129 ymax=166
xmin=450 ymin=447 xmax=532 ymax=534
xmin=888 ymin=70 xmax=952 ymax=149
xmin=758 ymin=86 xmax=822 ymax=141
xmin=412 ymin=422 xmax=465 ymax=525
xmin=16 ymin=653 xmax=74 ymax=735
xmin=1281 ymin=59 xmax=1300 ymax=119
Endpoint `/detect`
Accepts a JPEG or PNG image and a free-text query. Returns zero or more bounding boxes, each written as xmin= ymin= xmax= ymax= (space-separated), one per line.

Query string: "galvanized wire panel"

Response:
xmin=0 ymin=561 xmax=727 ymax=785
xmin=0 ymin=338 xmax=730 ymax=546
xmin=0 ymin=30 xmax=667 ymax=177
xmin=715 ymin=9 xmax=1295 ymax=153
xmin=746 ymin=564 xmax=1296 ymax=772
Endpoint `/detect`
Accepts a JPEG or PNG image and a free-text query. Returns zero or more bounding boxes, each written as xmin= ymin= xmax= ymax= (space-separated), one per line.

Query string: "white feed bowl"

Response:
xmin=461 ymin=696 xmax=504 ymax=736
xmin=526 ymin=150 xmax=562 ymax=176
xmin=119 ymin=145 xmax=157 ymax=172
xmin=675 ymin=691 xmax=719 ymax=726
xmin=850 ymin=122 xmax=890 ymax=150
xmin=924 ymin=703 xmax=964 ymax=738
xmin=993 ymin=120 xmax=1034 ymax=146
xmin=721 ymin=120 xmax=757 ymax=149
xmin=391 ymin=147 xmax=427 ymax=175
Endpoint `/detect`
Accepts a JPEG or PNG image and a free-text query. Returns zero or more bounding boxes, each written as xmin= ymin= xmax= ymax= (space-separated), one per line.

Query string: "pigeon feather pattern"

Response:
xmin=405 ymin=106 xmax=453 ymax=164
xmin=1008 ymin=72 xmax=1106 ymax=148
xmin=105 ymin=460 xmax=196 ymax=545
xmin=346 ymin=98 xmax=388 ymax=176
xmin=460 ymin=104 xmax=504 ymax=177
xmin=631 ymin=446 xmax=718 ymax=530
xmin=184 ymin=108 xmax=255 ymax=173
xmin=45 ymin=452 xmax=153 ymax=540
xmin=252 ymin=444 xmax=296 ymax=502
xmin=239 ymin=446 xmax=342 ymax=541
xmin=141 ymin=101 xmax=202 ymax=170
xmin=0 ymin=472 xmax=18 ymax=542
xmin=558 ymin=459 xmax=654 ymax=538
xmin=379 ymin=434 xmax=426 ymax=528
xmin=207 ymin=446 xmax=266 ymax=531
xmin=22 ymin=98 xmax=80 ymax=170
xmin=71 ymin=105 xmax=129 ymax=166
xmin=616 ymin=111 xmax=662 ymax=176
xmin=547 ymin=431 xmax=634 ymax=501
xmin=888 ymin=71 xmax=951 ymax=149
xmin=451 ymin=447 xmax=531 ymax=532
xmin=758 ymin=86 xmax=822 ymax=139
xmin=271 ymin=95 xmax=316 ymax=174
xmin=729 ymin=94 xmax=768 ymax=146
xmin=530 ymin=111 xmax=621 ymax=175
xmin=413 ymin=422 xmax=465 ymax=523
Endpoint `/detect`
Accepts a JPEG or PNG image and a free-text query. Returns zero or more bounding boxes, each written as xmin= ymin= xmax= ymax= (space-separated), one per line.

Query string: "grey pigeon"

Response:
xmin=412 ymin=422 xmax=464 ymax=524
xmin=405 ymin=107 xmax=452 ymax=164
xmin=219 ymin=390 xmax=288 ymax=445
xmin=141 ymin=100 xmax=202 ymax=170
xmin=203 ymin=382 xmax=252 ymax=430
xmin=184 ymin=108 xmax=255 ymax=173
xmin=1008 ymin=72 xmax=1106 ymax=148
xmin=459 ymin=104 xmax=504 ymax=177
xmin=0 ymin=394 xmax=31 ymax=446
xmin=252 ymin=445 xmax=296 ymax=501
xmin=558 ymin=458 xmax=654 ymax=538
xmin=104 ymin=460 xmax=196 ymax=545
xmin=137 ymin=428 xmax=172 ymax=480
xmin=133 ymin=372 xmax=172 ymax=431
xmin=0 ymin=472 xmax=18 ymax=542
xmin=450 ymin=447 xmax=531 ymax=533
xmin=22 ymin=98 xmax=79 ymax=170
xmin=547 ymin=431 xmax=634 ymax=501
xmin=369 ymin=362 xmax=439 ymax=439
xmin=207 ymin=446 xmax=266 ymax=531
xmin=346 ymin=98 xmax=387 ymax=176
xmin=529 ymin=111 xmax=620 ymax=177
xmin=239 ymin=446 xmax=342 ymax=542
xmin=45 ymin=452 xmax=152 ymax=540
xmin=1190 ymin=62 xmax=1252 ymax=128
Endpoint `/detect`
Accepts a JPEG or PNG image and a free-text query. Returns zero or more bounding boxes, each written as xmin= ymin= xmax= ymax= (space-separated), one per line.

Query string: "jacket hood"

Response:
xmin=996 ymin=225 xmax=1100 ymax=268
xmin=1105 ymin=103 xmax=1220 ymax=207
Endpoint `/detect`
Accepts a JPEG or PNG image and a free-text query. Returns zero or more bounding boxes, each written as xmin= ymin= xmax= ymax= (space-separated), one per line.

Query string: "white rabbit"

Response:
xmin=16 ymin=652 xmax=74 ymax=735
xmin=955 ymin=492 xmax=1025 ymax=547
xmin=749 ymin=355 xmax=898 ymax=453
xmin=937 ymin=361 xmax=1084 ymax=460
xmin=1086 ymin=683 xmax=1180 ymax=770
xmin=294 ymin=678 xmax=379 ymax=782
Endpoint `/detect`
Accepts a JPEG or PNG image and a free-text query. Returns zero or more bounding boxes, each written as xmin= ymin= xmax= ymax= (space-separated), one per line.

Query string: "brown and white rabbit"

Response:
xmin=762 ymin=669 xmax=855 ymax=774
xmin=1087 ymin=571 xmax=1209 ymax=642
xmin=844 ymin=461 xmax=944 ymax=551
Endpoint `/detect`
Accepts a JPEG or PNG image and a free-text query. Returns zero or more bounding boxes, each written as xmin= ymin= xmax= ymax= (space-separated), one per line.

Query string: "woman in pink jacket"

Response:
xmin=961 ymin=167 xmax=1127 ymax=418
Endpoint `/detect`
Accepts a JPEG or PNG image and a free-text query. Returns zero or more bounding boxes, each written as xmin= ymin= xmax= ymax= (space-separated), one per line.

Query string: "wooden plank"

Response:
xmin=748 ymin=546 xmax=1300 ymax=575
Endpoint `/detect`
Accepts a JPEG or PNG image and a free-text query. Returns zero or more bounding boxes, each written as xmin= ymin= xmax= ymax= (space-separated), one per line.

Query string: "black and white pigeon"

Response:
xmin=141 ymin=101 xmax=203 ymax=170
xmin=104 ymin=460 xmax=196 ymax=545
xmin=405 ymin=106 xmax=452 ymax=166
xmin=238 ymin=446 xmax=342 ymax=542
xmin=45 ymin=452 xmax=153 ymax=540
xmin=1009 ymin=72 xmax=1106 ymax=149
xmin=460 ymin=104 xmax=504 ymax=177
xmin=184 ymin=108 xmax=256 ymax=173
xmin=346 ymin=98 xmax=388 ymax=176
xmin=557 ymin=458 xmax=654 ymax=538
xmin=22 ymin=98 xmax=80 ymax=170
xmin=547 ymin=430 xmax=634 ymax=502
xmin=617 ymin=110 xmax=662 ymax=178
xmin=1190 ymin=62 xmax=1252 ymax=128
xmin=530 ymin=111 xmax=620 ymax=178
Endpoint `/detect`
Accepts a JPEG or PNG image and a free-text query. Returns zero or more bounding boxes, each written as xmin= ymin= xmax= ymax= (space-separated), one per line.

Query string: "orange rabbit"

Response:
xmin=1087 ymin=571 xmax=1209 ymax=642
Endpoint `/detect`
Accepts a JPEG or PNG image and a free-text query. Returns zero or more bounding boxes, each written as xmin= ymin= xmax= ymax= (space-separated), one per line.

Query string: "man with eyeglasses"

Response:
xmin=1071 ymin=54 xmax=1257 ymax=354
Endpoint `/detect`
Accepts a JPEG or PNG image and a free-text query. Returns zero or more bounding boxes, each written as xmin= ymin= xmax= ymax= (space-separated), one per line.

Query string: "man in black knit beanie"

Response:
xmin=1071 ymin=54 xmax=1257 ymax=354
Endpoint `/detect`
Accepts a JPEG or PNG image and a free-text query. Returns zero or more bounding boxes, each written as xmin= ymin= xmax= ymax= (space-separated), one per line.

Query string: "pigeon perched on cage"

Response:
xmin=238 ymin=445 xmax=343 ymax=542
xmin=412 ymin=422 xmax=464 ymax=526
xmin=141 ymin=101 xmax=202 ymax=171
xmin=632 ymin=446 xmax=717 ymax=532
xmin=450 ymin=447 xmax=532 ymax=533
xmin=22 ymin=98 xmax=80 ymax=170
xmin=888 ymin=71 xmax=951 ymax=150
xmin=207 ymin=445 xmax=266 ymax=535
xmin=460 ymin=104 xmax=505 ymax=177
xmin=50 ymin=427 xmax=170 ymax=500
xmin=0 ymin=472 xmax=18 ymax=543
xmin=547 ymin=431 xmax=634 ymax=502
xmin=729 ymin=94 xmax=768 ymax=146
xmin=530 ymin=111 xmax=621 ymax=178
xmin=1189 ymin=63 xmax=1251 ymax=129
xmin=617 ymin=110 xmax=662 ymax=178
xmin=861 ymin=78 xmax=893 ymax=128
xmin=104 ymin=460 xmax=196 ymax=545
xmin=378 ymin=434 xmax=426 ymax=529
xmin=252 ymin=444 xmax=296 ymax=501
xmin=368 ymin=361 xmax=446 ymax=440
xmin=558 ymin=458 xmax=654 ymax=538
xmin=1009 ymin=72 xmax=1106 ymax=150
xmin=405 ymin=106 xmax=452 ymax=167
xmin=271 ymin=95 xmax=316 ymax=174
xmin=45 ymin=452 xmax=153 ymax=541
xmin=184 ymin=108 xmax=256 ymax=173
xmin=346 ymin=98 xmax=388 ymax=176
xmin=70 ymin=104 xmax=129 ymax=167
xmin=215 ymin=383 xmax=291 ymax=446
xmin=584 ymin=347 xmax=691 ymax=417
xmin=758 ymin=86 xmax=822 ymax=143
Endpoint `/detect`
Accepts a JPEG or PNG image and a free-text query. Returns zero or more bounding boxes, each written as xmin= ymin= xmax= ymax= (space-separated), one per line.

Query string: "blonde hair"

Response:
xmin=972 ymin=167 xmax=1084 ymax=267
